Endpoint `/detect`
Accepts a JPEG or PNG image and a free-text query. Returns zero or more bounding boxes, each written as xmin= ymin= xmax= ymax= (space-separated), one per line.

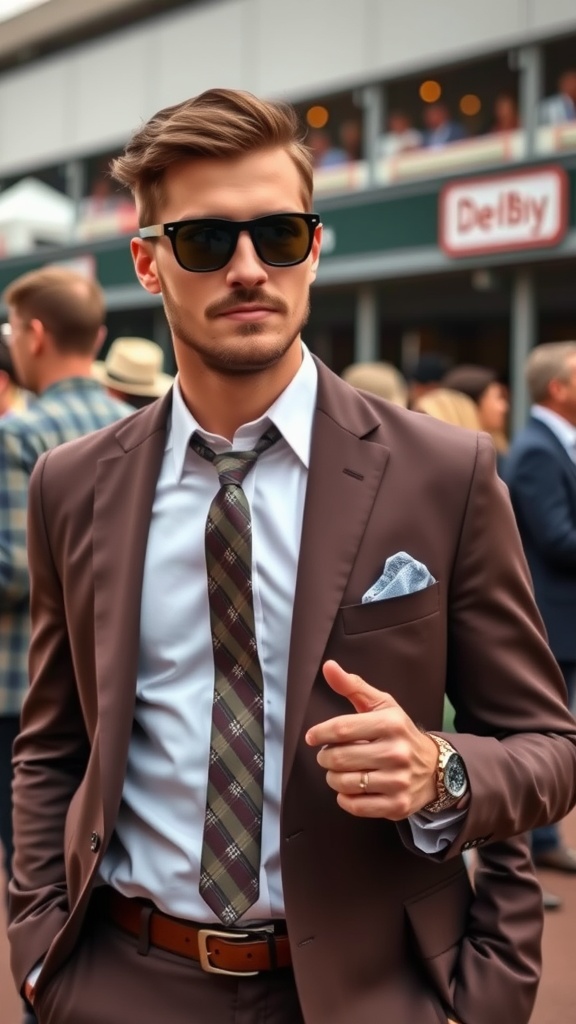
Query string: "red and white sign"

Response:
xmin=439 ymin=166 xmax=569 ymax=257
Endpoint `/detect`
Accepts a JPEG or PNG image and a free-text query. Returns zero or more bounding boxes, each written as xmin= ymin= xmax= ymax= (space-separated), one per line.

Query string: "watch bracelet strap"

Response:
xmin=422 ymin=733 xmax=462 ymax=813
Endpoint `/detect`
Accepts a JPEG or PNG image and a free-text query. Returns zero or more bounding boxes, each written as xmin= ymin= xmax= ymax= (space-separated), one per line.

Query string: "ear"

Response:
xmin=28 ymin=318 xmax=46 ymax=356
xmin=548 ymin=378 xmax=565 ymax=403
xmin=308 ymin=223 xmax=322 ymax=284
xmin=131 ymin=237 xmax=162 ymax=295
xmin=94 ymin=325 xmax=107 ymax=356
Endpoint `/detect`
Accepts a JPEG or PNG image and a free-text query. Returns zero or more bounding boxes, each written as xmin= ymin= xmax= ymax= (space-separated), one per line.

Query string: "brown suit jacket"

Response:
xmin=9 ymin=359 xmax=576 ymax=1024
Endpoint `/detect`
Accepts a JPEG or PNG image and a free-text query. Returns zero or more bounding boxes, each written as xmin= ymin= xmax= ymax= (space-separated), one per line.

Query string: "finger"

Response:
xmin=335 ymin=792 xmax=402 ymax=818
xmin=322 ymin=660 xmax=398 ymax=715
xmin=324 ymin=769 xmax=382 ymax=796
xmin=307 ymin=706 xmax=403 ymax=748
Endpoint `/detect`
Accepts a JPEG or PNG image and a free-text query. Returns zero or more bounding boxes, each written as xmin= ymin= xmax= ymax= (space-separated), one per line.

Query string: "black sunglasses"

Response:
xmin=139 ymin=212 xmax=321 ymax=273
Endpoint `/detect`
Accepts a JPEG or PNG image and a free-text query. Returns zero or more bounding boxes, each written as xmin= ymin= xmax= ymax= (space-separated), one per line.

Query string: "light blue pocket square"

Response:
xmin=362 ymin=551 xmax=436 ymax=603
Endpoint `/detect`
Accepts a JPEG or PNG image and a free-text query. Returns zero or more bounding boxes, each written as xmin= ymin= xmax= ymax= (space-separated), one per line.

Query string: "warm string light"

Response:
xmin=306 ymin=105 xmax=329 ymax=128
xmin=419 ymin=80 xmax=442 ymax=103
xmin=460 ymin=94 xmax=482 ymax=116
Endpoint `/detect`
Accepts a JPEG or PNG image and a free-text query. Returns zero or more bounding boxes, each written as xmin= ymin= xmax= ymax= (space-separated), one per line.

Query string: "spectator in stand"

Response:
xmin=406 ymin=351 xmax=454 ymax=409
xmin=341 ymin=360 xmax=408 ymax=406
xmin=306 ymin=128 xmax=347 ymax=169
xmin=540 ymin=70 xmax=576 ymax=124
xmin=92 ymin=336 xmax=174 ymax=409
xmin=338 ymin=119 xmax=362 ymax=162
xmin=422 ymin=102 xmax=466 ymax=147
xmin=441 ymin=364 xmax=509 ymax=469
xmin=378 ymin=111 xmax=423 ymax=158
xmin=490 ymin=94 xmax=520 ymax=133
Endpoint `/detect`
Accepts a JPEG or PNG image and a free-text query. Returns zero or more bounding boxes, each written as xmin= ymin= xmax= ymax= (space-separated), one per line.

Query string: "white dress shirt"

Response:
xmin=98 ymin=345 xmax=462 ymax=924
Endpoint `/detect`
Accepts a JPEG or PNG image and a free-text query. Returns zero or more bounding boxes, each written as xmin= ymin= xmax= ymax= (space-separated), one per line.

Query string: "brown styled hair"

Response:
xmin=3 ymin=266 xmax=105 ymax=355
xmin=111 ymin=88 xmax=314 ymax=226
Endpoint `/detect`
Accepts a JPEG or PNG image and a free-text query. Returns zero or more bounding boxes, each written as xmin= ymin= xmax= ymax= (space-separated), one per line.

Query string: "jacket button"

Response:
xmin=90 ymin=831 xmax=101 ymax=853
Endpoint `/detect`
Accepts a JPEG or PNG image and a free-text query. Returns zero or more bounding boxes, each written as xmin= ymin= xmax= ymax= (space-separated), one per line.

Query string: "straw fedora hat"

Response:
xmin=92 ymin=337 xmax=173 ymax=397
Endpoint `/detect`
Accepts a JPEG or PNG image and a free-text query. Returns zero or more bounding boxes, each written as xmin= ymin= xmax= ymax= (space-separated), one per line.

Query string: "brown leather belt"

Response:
xmin=102 ymin=888 xmax=292 ymax=976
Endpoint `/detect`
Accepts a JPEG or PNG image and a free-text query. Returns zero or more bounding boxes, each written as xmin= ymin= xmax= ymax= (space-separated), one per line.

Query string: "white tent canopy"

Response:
xmin=0 ymin=176 xmax=75 ymax=255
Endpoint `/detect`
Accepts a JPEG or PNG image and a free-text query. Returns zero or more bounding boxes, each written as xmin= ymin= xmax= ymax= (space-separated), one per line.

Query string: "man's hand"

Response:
xmin=305 ymin=660 xmax=438 ymax=819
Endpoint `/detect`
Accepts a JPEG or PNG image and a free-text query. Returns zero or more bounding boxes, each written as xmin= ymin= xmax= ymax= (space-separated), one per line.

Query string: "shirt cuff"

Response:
xmin=408 ymin=806 xmax=468 ymax=853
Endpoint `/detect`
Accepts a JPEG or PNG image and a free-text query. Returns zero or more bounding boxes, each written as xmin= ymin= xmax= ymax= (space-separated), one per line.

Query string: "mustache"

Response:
xmin=205 ymin=289 xmax=288 ymax=319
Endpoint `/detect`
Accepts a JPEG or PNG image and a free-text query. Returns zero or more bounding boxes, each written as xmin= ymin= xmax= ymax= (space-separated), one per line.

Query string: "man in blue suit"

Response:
xmin=505 ymin=341 xmax=576 ymax=890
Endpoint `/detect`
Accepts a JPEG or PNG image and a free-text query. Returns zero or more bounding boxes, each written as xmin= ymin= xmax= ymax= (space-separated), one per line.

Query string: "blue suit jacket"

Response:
xmin=504 ymin=415 xmax=576 ymax=661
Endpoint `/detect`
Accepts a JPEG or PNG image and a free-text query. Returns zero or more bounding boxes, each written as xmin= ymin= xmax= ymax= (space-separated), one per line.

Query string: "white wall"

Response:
xmin=1 ymin=0 xmax=575 ymax=176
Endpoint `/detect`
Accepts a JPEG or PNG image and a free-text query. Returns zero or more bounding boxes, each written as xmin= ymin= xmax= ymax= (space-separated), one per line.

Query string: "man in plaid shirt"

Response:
xmin=0 ymin=266 xmax=132 ymax=893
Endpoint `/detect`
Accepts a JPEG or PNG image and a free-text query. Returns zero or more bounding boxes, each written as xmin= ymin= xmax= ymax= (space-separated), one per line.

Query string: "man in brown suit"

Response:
xmin=8 ymin=89 xmax=576 ymax=1024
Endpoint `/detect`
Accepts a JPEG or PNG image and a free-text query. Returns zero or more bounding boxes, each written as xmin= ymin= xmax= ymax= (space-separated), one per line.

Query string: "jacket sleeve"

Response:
xmin=8 ymin=450 xmax=90 ymax=994
xmin=506 ymin=445 xmax=576 ymax=566
xmin=399 ymin=433 xmax=576 ymax=858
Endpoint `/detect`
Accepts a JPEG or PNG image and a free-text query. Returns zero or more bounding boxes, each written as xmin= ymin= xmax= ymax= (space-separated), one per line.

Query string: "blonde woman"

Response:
xmin=412 ymin=386 xmax=482 ymax=429
xmin=341 ymin=360 xmax=408 ymax=406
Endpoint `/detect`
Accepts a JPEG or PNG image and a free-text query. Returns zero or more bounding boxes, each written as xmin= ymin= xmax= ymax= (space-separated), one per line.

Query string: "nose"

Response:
xmin=225 ymin=230 xmax=269 ymax=288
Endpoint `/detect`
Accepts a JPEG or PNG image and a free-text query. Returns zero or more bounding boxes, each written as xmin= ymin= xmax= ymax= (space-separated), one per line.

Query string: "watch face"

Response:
xmin=445 ymin=754 xmax=468 ymax=798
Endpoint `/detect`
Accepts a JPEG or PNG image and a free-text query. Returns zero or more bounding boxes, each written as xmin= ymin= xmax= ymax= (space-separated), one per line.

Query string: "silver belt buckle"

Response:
xmin=197 ymin=928 xmax=260 ymax=976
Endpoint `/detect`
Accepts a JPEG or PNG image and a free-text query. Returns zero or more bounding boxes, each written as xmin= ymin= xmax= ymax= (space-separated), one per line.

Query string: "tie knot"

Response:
xmin=191 ymin=425 xmax=281 ymax=487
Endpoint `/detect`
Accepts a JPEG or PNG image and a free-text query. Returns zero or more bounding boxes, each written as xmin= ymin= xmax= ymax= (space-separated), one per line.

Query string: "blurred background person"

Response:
xmin=378 ymin=110 xmax=423 ymax=158
xmin=490 ymin=93 xmax=521 ymax=132
xmin=0 ymin=333 xmax=27 ymax=417
xmin=540 ymin=69 xmax=576 ymax=124
xmin=505 ymin=341 xmax=576 ymax=900
xmin=422 ymin=102 xmax=467 ymax=147
xmin=306 ymin=128 xmax=347 ymax=169
xmin=441 ymin=363 xmax=510 ymax=469
xmin=92 ymin=336 xmax=174 ymax=409
xmin=0 ymin=267 xmax=132 ymax=912
xmin=337 ymin=118 xmax=362 ymax=162
xmin=412 ymin=386 xmax=482 ymax=429
xmin=341 ymin=360 xmax=408 ymax=405
xmin=406 ymin=351 xmax=454 ymax=408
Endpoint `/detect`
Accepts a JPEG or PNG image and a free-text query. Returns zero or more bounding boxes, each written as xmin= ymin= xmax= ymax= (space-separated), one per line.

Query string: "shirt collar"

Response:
xmin=39 ymin=377 xmax=106 ymax=398
xmin=531 ymin=404 xmax=576 ymax=452
xmin=169 ymin=344 xmax=318 ymax=482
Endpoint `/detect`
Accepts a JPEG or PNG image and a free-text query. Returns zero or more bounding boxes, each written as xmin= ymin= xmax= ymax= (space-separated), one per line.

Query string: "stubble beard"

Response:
xmin=160 ymin=283 xmax=311 ymax=377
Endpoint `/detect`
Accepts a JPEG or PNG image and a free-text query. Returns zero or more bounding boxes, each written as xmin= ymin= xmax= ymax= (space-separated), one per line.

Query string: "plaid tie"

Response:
xmin=191 ymin=425 xmax=281 ymax=924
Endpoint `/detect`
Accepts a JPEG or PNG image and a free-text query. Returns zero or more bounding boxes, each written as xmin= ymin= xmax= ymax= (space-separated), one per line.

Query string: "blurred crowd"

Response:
xmin=307 ymin=68 xmax=576 ymax=170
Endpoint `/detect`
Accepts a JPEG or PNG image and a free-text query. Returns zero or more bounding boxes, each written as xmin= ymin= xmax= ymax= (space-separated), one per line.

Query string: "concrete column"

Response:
xmin=510 ymin=269 xmax=537 ymax=437
xmin=65 ymin=158 xmax=85 ymax=233
xmin=360 ymin=84 xmax=385 ymax=188
xmin=354 ymin=286 xmax=379 ymax=363
xmin=516 ymin=44 xmax=543 ymax=159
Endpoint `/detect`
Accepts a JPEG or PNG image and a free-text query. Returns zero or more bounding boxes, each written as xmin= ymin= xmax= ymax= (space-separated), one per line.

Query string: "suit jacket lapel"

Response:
xmin=93 ymin=394 xmax=171 ymax=834
xmin=282 ymin=362 xmax=390 ymax=785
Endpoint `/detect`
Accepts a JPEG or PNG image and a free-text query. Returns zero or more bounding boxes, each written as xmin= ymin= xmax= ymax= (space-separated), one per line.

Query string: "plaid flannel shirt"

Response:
xmin=0 ymin=377 xmax=133 ymax=715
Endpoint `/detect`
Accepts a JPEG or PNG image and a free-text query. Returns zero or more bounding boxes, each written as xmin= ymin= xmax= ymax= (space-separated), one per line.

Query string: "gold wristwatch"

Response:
xmin=423 ymin=734 xmax=468 ymax=813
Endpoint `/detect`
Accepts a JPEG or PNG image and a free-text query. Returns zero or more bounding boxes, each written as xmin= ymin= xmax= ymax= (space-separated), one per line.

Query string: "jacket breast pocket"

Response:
xmin=341 ymin=581 xmax=440 ymax=634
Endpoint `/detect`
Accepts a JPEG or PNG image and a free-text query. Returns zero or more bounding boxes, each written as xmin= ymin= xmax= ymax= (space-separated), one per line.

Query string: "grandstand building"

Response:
xmin=1 ymin=0 xmax=576 ymax=425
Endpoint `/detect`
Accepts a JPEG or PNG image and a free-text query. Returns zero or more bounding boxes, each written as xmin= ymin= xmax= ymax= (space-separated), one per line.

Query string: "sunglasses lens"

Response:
xmin=253 ymin=215 xmax=312 ymax=266
xmin=174 ymin=222 xmax=234 ymax=271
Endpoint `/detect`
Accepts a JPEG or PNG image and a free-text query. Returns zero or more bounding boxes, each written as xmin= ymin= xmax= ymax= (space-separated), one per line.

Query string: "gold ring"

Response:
xmin=359 ymin=771 xmax=370 ymax=792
